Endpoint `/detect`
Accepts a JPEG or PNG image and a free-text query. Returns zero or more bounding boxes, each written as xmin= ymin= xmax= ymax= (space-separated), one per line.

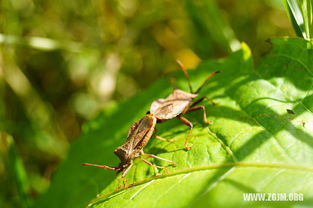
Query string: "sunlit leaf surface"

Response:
xmin=33 ymin=38 xmax=313 ymax=208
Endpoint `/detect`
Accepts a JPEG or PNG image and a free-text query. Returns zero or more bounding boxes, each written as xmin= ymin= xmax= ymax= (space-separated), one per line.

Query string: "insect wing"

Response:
xmin=119 ymin=115 xmax=156 ymax=155
xmin=127 ymin=119 xmax=141 ymax=137
xmin=150 ymin=89 xmax=197 ymax=120
xmin=151 ymin=99 xmax=187 ymax=119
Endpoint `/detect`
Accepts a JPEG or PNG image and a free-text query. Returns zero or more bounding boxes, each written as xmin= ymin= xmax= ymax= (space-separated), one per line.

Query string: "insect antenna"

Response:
xmin=81 ymin=163 xmax=117 ymax=171
xmin=195 ymin=71 xmax=220 ymax=94
xmin=176 ymin=60 xmax=193 ymax=93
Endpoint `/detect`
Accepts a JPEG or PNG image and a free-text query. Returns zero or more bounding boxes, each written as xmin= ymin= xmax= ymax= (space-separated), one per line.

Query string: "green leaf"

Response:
xmin=33 ymin=38 xmax=313 ymax=208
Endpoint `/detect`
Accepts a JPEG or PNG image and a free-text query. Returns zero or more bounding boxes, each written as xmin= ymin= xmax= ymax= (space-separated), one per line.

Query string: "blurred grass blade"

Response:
xmin=284 ymin=0 xmax=305 ymax=37
xmin=1 ymin=48 xmax=68 ymax=157
xmin=0 ymin=33 xmax=81 ymax=52
xmin=5 ymin=134 xmax=32 ymax=208
xmin=306 ymin=0 xmax=313 ymax=38
xmin=284 ymin=0 xmax=313 ymax=39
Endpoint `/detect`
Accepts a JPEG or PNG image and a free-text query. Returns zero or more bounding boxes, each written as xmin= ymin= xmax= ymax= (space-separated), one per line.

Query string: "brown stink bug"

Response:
xmin=82 ymin=114 xmax=176 ymax=178
xmin=149 ymin=60 xmax=219 ymax=150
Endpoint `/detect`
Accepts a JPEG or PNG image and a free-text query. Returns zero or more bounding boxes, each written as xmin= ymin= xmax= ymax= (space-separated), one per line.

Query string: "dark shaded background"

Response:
xmin=0 ymin=0 xmax=294 ymax=207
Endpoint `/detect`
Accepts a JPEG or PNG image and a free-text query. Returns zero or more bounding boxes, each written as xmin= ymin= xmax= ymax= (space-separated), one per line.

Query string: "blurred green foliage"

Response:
xmin=0 ymin=0 xmax=295 ymax=207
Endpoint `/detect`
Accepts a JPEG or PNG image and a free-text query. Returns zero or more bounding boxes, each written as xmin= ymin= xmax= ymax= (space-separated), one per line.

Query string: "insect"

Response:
xmin=81 ymin=114 xmax=175 ymax=178
xmin=82 ymin=61 xmax=218 ymax=178
xmin=149 ymin=60 xmax=219 ymax=150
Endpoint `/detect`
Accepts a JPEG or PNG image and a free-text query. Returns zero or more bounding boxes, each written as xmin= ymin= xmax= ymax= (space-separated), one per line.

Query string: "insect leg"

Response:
xmin=141 ymin=151 xmax=176 ymax=166
xmin=139 ymin=157 xmax=165 ymax=169
xmin=176 ymin=60 xmax=193 ymax=93
xmin=156 ymin=135 xmax=176 ymax=143
xmin=178 ymin=116 xmax=193 ymax=150
xmin=121 ymin=162 xmax=133 ymax=178
xmin=190 ymin=96 xmax=205 ymax=107
xmin=190 ymin=96 xmax=217 ymax=108
xmin=195 ymin=71 xmax=220 ymax=94
xmin=153 ymin=127 xmax=175 ymax=142
xmin=116 ymin=175 xmax=129 ymax=190
xmin=186 ymin=105 xmax=213 ymax=124
xmin=140 ymin=157 xmax=164 ymax=175
xmin=117 ymin=162 xmax=134 ymax=188
xmin=81 ymin=163 xmax=116 ymax=170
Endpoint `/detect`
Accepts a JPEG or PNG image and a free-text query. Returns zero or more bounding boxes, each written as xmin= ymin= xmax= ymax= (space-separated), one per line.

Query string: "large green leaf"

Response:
xmin=33 ymin=38 xmax=313 ymax=208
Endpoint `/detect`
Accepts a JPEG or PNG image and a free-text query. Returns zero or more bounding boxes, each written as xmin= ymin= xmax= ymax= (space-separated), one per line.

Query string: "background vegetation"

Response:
xmin=0 ymin=0 xmax=301 ymax=207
